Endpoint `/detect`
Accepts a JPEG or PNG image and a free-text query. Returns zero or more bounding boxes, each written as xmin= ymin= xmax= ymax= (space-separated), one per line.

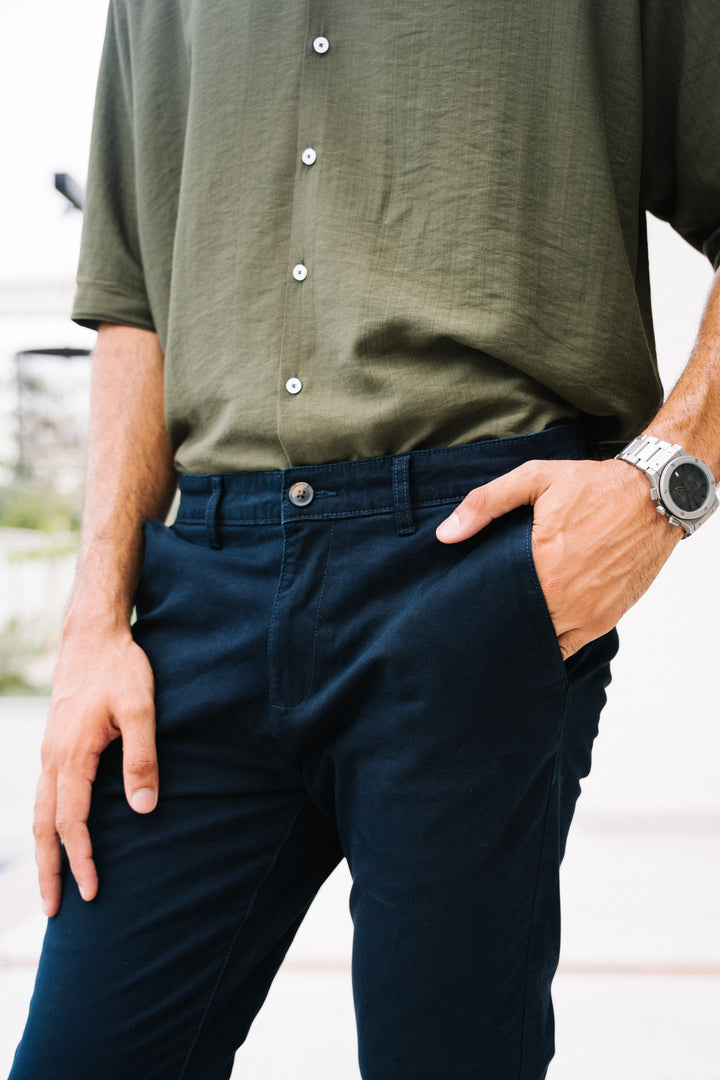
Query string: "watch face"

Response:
xmin=667 ymin=462 xmax=710 ymax=513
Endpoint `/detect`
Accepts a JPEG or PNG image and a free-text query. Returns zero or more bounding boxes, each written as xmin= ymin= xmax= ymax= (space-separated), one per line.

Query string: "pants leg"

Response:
xmin=12 ymin=425 xmax=616 ymax=1080
xmin=10 ymin=517 xmax=343 ymax=1080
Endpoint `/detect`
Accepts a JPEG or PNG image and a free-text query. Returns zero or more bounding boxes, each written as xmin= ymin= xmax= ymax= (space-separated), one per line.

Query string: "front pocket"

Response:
xmin=517 ymin=507 xmax=569 ymax=689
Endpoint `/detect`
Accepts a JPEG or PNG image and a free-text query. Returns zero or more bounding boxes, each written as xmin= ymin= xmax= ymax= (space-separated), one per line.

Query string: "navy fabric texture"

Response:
xmin=11 ymin=426 xmax=618 ymax=1080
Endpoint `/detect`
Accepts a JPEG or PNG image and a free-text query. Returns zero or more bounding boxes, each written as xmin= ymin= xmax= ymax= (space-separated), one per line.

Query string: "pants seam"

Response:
xmin=268 ymin=524 xmax=335 ymax=717
xmin=267 ymin=521 xmax=294 ymax=719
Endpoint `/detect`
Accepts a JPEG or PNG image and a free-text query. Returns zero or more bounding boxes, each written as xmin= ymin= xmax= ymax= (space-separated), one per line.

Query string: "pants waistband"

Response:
xmin=175 ymin=424 xmax=587 ymax=535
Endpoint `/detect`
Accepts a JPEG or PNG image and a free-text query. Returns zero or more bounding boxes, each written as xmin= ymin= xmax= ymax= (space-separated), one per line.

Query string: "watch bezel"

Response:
xmin=658 ymin=454 xmax=716 ymax=521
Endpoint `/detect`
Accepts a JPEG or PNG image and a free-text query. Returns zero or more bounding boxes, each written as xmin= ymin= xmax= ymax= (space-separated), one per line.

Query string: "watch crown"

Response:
xmin=656 ymin=505 xmax=666 ymax=516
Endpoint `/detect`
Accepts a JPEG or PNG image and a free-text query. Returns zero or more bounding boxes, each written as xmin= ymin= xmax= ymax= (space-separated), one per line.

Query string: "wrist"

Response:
xmin=63 ymin=560 xmax=139 ymax=635
xmin=61 ymin=593 xmax=135 ymax=639
xmin=641 ymin=419 xmax=719 ymax=480
xmin=68 ymin=526 xmax=145 ymax=620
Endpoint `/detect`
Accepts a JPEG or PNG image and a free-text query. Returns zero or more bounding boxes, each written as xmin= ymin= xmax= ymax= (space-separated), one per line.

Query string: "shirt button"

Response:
xmin=288 ymin=481 xmax=314 ymax=507
xmin=312 ymin=36 xmax=329 ymax=54
xmin=292 ymin=263 xmax=308 ymax=281
xmin=285 ymin=377 xmax=302 ymax=395
xmin=302 ymin=147 xmax=317 ymax=166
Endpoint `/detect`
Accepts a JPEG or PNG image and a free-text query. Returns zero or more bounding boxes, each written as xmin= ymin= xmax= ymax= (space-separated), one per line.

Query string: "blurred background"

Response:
xmin=0 ymin=3 xmax=718 ymax=1078
xmin=0 ymin=1 xmax=99 ymax=695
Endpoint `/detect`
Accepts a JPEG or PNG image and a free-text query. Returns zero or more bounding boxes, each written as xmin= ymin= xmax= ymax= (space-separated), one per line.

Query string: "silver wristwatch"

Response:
xmin=616 ymin=434 xmax=718 ymax=536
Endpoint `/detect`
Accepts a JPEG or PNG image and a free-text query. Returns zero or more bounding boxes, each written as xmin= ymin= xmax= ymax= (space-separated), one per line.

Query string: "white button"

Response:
xmin=302 ymin=147 xmax=317 ymax=166
xmin=288 ymin=481 xmax=314 ymax=507
xmin=292 ymin=263 xmax=308 ymax=281
xmin=286 ymin=377 xmax=302 ymax=395
xmin=312 ymin=36 xmax=329 ymax=54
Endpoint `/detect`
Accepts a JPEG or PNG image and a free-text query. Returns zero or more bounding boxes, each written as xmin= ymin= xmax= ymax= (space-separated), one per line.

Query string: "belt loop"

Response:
xmin=392 ymin=454 xmax=416 ymax=537
xmin=205 ymin=476 xmax=224 ymax=550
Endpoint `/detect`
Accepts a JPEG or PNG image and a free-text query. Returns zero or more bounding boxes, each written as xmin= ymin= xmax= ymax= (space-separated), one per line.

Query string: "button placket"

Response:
xmin=278 ymin=16 xmax=333 ymax=459
xmin=289 ymin=30 xmax=327 ymax=286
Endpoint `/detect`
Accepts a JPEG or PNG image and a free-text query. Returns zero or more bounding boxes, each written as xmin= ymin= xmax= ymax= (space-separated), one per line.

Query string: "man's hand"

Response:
xmin=34 ymin=624 xmax=158 ymax=917
xmin=30 ymin=324 xmax=176 ymax=917
xmin=436 ymin=457 xmax=682 ymax=659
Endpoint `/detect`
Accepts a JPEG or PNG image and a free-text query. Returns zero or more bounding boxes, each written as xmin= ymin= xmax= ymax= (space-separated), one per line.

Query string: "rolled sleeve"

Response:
xmin=71 ymin=0 xmax=154 ymax=332
xmin=641 ymin=0 xmax=720 ymax=267
xmin=72 ymin=283 xmax=155 ymax=332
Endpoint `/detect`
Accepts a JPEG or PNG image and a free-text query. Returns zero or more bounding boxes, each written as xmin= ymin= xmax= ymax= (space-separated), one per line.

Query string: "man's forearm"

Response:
xmin=36 ymin=323 xmax=176 ymax=915
xmin=436 ymin=266 xmax=720 ymax=659
xmin=66 ymin=323 xmax=177 ymax=629
xmin=647 ymin=267 xmax=720 ymax=473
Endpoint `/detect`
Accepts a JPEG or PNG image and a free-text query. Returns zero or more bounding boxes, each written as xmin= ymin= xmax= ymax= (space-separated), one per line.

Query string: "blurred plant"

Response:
xmin=0 ymin=619 xmax=50 ymax=695
xmin=14 ymin=348 xmax=90 ymax=492
xmin=0 ymin=483 xmax=81 ymax=532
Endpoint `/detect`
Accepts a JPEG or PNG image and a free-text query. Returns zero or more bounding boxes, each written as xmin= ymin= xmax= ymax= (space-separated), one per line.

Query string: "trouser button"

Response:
xmin=288 ymin=481 xmax=314 ymax=507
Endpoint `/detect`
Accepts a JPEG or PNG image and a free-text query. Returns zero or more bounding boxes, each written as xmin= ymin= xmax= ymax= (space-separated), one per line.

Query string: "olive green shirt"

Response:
xmin=73 ymin=0 xmax=720 ymax=472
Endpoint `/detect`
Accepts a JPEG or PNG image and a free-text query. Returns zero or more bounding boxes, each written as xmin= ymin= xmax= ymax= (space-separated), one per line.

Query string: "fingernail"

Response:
xmin=131 ymin=788 xmax=157 ymax=813
xmin=79 ymin=885 xmax=90 ymax=902
xmin=436 ymin=512 xmax=462 ymax=541
xmin=42 ymin=898 xmax=52 ymax=917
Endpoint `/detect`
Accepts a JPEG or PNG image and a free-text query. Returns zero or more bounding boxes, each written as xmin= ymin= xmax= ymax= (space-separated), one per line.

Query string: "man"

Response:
xmin=11 ymin=2 xmax=720 ymax=1078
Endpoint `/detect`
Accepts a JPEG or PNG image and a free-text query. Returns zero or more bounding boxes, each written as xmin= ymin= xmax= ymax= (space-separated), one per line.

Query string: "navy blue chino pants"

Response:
xmin=11 ymin=425 xmax=617 ymax=1079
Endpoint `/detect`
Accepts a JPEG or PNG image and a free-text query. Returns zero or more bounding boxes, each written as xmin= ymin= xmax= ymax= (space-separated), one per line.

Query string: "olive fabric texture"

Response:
xmin=73 ymin=0 xmax=720 ymax=472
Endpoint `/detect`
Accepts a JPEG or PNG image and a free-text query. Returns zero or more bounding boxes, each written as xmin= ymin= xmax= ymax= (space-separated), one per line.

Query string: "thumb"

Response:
xmin=436 ymin=460 xmax=546 ymax=544
xmin=120 ymin=701 xmax=159 ymax=814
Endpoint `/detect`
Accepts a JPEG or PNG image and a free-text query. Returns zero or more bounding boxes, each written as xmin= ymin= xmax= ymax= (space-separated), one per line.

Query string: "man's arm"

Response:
xmin=34 ymin=324 xmax=177 ymax=917
xmin=436 ymin=267 xmax=720 ymax=658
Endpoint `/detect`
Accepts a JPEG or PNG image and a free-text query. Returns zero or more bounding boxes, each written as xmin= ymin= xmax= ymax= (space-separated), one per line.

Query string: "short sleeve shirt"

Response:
xmin=73 ymin=0 xmax=720 ymax=471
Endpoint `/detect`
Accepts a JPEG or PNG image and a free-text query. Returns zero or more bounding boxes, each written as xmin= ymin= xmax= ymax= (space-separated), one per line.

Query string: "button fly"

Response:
xmin=288 ymin=482 xmax=314 ymax=507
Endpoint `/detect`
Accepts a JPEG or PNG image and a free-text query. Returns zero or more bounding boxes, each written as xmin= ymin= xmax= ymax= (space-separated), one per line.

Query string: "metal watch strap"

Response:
xmin=616 ymin=434 xmax=683 ymax=478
